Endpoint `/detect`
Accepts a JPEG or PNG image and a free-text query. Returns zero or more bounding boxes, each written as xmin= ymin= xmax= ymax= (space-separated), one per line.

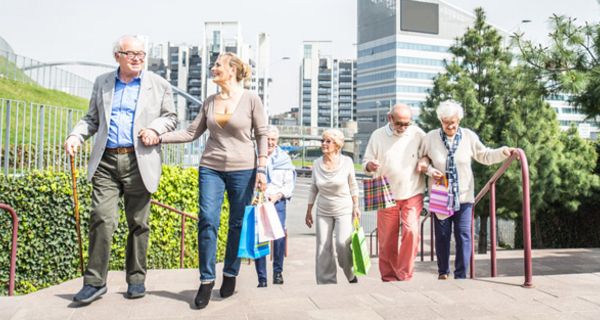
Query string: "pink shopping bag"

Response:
xmin=429 ymin=177 xmax=454 ymax=217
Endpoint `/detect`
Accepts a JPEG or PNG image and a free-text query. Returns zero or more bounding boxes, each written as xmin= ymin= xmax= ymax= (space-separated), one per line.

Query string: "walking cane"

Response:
xmin=69 ymin=153 xmax=85 ymax=276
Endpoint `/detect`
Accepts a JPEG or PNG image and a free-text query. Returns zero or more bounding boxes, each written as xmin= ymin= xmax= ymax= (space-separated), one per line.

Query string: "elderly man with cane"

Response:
xmin=63 ymin=34 xmax=177 ymax=305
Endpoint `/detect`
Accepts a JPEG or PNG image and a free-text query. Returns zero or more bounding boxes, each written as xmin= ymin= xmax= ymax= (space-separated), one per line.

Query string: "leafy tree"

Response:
xmin=514 ymin=15 xmax=600 ymax=119
xmin=420 ymin=8 xmax=598 ymax=250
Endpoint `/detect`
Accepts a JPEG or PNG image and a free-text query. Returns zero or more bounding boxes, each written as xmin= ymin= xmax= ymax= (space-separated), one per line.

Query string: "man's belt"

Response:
xmin=105 ymin=147 xmax=135 ymax=154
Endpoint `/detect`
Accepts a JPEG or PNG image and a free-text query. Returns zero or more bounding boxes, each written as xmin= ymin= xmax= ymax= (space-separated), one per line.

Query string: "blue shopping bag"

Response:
xmin=237 ymin=203 xmax=270 ymax=259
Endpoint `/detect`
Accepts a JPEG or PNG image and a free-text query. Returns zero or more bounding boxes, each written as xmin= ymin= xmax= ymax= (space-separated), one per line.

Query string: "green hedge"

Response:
xmin=0 ymin=166 xmax=229 ymax=295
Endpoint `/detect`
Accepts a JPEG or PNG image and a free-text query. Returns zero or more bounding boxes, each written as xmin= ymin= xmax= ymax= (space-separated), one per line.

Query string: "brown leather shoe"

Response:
xmin=438 ymin=274 xmax=449 ymax=280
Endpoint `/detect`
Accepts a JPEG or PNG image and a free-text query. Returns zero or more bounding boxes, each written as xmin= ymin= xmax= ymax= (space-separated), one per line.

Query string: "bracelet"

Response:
xmin=256 ymin=168 xmax=266 ymax=174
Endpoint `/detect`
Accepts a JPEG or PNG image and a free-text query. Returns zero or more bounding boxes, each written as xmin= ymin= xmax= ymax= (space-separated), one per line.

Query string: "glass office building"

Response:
xmin=356 ymin=0 xmax=475 ymax=158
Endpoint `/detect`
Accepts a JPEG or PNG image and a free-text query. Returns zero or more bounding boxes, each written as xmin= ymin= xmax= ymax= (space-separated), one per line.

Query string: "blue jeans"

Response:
xmin=198 ymin=166 xmax=255 ymax=282
xmin=434 ymin=203 xmax=473 ymax=279
xmin=254 ymin=199 xmax=287 ymax=282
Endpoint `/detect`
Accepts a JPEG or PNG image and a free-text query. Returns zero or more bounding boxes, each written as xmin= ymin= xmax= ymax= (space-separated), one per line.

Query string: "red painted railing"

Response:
xmin=1 ymin=203 xmax=18 ymax=296
xmin=150 ymin=200 xmax=198 ymax=268
xmin=471 ymin=148 xmax=533 ymax=287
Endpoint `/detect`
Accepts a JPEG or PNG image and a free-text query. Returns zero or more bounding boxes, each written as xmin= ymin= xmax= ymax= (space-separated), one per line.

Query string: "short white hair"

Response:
xmin=436 ymin=100 xmax=464 ymax=121
xmin=266 ymin=125 xmax=279 ymax=137
xmin=322 ymin=128 xmax=345 ymax=151
xmin=112 ymin=35 xmax=145 ymax=54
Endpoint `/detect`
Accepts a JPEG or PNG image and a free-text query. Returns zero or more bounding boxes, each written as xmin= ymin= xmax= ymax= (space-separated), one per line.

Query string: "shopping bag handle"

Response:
xmin=434 ymin=176 xmax=448 ymax=187
xmin=353 ymin=217 xmax=360 ymax=230
xmin=251 ymin=190 xmax=266 ymax=205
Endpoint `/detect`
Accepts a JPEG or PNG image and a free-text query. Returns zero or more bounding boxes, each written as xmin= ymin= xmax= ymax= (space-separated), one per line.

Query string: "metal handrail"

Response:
xmin=420 ymin=211 xmax=435 ymax=261
xmin=471 ymin=148 xmax=533 ymax=288
xmin=150 ymin=200 xmax=198 ymax=269
xmin=1 ymin=203 xmax=18 ymax=296
xmin=369 ymin=228 xmax=378 ymax=257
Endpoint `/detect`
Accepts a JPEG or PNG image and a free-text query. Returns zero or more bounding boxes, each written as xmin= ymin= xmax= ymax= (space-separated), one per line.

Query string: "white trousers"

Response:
xmin=315 ymin=214 xmax=354 ymax=284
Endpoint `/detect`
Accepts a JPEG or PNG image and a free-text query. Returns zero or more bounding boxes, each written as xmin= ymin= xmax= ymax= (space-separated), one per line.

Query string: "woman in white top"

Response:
xmin=255 ymin=126 xmax=295 ymax=288
xmin=305 ymin=129 xmax=360 ymax=284
xmin=420 ymin=100 xmax=515 ymax=280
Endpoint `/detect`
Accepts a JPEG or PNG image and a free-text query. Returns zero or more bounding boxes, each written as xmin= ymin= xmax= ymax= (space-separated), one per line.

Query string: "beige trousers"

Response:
xmin=315 ymin=214 xmax=354 ymax=284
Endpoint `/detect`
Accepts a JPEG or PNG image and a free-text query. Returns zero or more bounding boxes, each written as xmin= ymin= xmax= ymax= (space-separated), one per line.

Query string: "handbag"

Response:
xmin=351 ymin=218 xmax=371 ymax=276
xmin=428 ymin=176 xmax=454 ymax=217
xmin=237 ymin=194 xmax=271 ymax=259
xmin=257 ymin=200 xmax=285 ymax=242
xmin=362 ymin=175 xmax=396 ymax=211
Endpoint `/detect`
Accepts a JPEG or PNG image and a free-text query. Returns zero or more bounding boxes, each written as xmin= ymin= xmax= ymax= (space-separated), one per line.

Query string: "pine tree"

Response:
xmin=419 ymin=8 xmax=598 ymax=250
xmin=514 ymin=15 xmax=600 ymax=118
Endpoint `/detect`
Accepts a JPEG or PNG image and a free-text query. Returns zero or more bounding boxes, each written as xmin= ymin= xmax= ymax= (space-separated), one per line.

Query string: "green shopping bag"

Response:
xmin=351 ymin=218 xmax=371 ymax=276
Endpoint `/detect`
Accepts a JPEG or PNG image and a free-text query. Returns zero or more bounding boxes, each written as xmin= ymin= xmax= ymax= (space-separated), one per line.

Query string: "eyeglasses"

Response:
xmin=118 ymin=51 xmax=146 ymax=60
xmin=441 ymin=119 xmax=459 ymax=127
xmin=392 ymin=121 xmax=412 ymax=128
xmin=320 ymin=139 xmax=334 ymax=144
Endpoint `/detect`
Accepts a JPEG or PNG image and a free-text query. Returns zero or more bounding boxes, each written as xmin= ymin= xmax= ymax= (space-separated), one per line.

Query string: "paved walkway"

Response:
xmin=1 ymin=236 xmax=600 ymax=319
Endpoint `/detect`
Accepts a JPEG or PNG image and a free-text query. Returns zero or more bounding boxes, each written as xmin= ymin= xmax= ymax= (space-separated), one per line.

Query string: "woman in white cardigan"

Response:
xmin=420 ymin=100 xmax=514 ymax=280
xmin=305 ymin=129 xmax=360 ymax=284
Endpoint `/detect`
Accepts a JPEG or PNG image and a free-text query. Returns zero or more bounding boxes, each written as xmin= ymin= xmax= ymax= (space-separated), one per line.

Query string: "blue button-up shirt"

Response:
xmin=106 ymin=70 xmax=142 ymax=148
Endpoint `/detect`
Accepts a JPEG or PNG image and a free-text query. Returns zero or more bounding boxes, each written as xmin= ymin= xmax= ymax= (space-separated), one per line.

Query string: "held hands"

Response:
xmin=416 ymin=156 xmax=430 ymax=173
xmin=366 ymin=160 xmax=380 ymax=173
xmin=64 ymin=136 xmax=81 ymax=157
xmin=138 ymin=128 xmax=160 ymax=146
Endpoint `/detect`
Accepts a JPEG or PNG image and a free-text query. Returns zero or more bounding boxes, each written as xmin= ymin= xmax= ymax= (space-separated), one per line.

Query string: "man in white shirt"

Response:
xmin=255 ymin=126 xmax=295 ymax=287
xmin=363 ymin=104 xmax=426 ymax=281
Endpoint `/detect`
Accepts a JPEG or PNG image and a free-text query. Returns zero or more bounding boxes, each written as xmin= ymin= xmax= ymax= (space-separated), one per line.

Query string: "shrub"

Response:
xmin=0 ymin=165 xmax=229 ymax=295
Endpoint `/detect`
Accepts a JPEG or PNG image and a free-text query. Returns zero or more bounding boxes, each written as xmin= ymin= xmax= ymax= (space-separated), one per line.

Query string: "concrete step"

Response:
xmin=2 ymin=236 xmax=600 ymax=319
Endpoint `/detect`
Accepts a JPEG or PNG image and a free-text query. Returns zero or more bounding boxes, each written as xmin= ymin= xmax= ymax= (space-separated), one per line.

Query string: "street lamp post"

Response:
xmin=375 ymin=101 xmax=381 ymax=128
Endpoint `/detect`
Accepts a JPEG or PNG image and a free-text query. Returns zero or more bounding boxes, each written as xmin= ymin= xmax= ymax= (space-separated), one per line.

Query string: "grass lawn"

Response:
xmin=0 ymin=78 xmax=89 ymax=110
xmin=1 ymin=78 xmax=89 ymax=145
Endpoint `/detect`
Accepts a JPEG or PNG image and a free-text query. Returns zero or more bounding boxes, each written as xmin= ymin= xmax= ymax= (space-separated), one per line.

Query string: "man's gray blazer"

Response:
xmin=69 ymin=70 xmax=178 ymax=193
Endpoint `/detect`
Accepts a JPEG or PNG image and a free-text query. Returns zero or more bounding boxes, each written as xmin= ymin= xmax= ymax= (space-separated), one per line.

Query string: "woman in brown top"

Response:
xmin=158 ymin=52 xmax=268 ymax=309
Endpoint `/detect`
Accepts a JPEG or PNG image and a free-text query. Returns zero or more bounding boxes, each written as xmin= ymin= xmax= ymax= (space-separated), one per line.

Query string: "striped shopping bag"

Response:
xmin=428 ymin=177 xmax=454 ymax=217
xmin=362 ymin=176 xmax=396 ymax=211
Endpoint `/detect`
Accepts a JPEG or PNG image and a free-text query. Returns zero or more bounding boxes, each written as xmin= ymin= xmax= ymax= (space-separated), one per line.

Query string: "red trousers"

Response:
xmin=377 ymin=194 xmax=423 ymax=281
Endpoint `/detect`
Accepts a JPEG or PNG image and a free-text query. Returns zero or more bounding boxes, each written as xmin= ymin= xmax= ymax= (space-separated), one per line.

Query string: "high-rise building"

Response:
xmin=356 ymin=0 xmax=460 ymax=125
xmin=202 ymin=21 xmax=244 ymax=100
xmin=300 ymin=41 xmax=356 ymax=128
xmin=186 ymin=46 xmax=203 ymax=120
xmin=549 ymin=95 xmax=599 ymax=139
xmin=256 ymin=33 xmax=272 ymax=114
xmin=356 ymin=0 xmax=475 ymax=158
xmin=148 ymin=42 xmax=192 ymax=123
xmin=336 ymin=59 xmax=356 ymax=125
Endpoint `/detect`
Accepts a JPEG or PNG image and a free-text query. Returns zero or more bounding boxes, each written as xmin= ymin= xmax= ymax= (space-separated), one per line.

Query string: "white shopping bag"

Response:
xmin=256 ymin=201 xmax=285 ymax=242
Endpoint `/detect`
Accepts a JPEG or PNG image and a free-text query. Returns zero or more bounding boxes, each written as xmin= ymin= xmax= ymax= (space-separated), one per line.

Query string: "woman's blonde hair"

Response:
xmin=219 ymin=52 xmax=252 ymax=85
xmin=322 ymin=129 xmax=345 ymax=152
